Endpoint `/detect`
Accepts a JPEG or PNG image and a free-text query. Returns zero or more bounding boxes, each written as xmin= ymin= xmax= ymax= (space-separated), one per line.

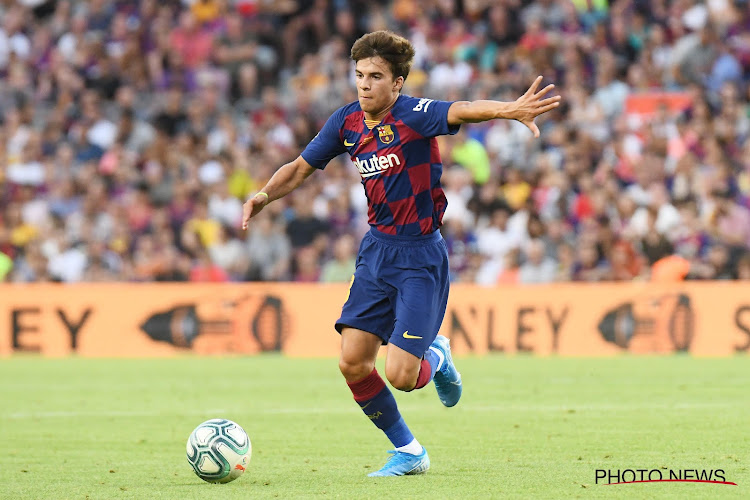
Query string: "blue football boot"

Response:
xmin=430 ymin=335 xmax=462 ymax=407
xmin=367 ymin=447 xmax=430 ymax=477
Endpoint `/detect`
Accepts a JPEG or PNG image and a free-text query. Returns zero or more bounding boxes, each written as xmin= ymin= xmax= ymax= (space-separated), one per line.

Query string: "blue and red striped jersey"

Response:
xmin=301 ymin=95 xmax=460 ymax=236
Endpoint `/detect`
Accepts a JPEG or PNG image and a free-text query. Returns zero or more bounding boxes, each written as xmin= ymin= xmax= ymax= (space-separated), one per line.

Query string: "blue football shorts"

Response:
xmin=335 ymin=227 xmax=450 ymax=358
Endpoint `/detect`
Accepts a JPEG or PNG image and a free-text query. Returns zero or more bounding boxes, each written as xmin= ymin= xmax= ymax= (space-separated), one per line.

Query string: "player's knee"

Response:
xmin=385 ymin=366 xmax=417 ymax=392
xmin=338 ymin=357 xmax=374 ymax=382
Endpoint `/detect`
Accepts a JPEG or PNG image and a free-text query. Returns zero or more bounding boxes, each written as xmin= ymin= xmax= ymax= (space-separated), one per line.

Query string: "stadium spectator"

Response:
xmin=1 ymin=0 xmax=749 ymax=285
xmin=519 ymin=238 xmax=558 ymax=284
xmin=189 ymin=246 xmax=229 ymax=282
xmin=320 ymin=234 xmax=356 ymax=283
xmin=496 ymin=247 xmax=521 ymax=285
xmin=244 ymin=210 xmax=291 ymax=281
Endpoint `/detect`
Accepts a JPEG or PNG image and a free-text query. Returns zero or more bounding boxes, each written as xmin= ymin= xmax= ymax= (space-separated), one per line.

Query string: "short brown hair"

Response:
xmin=350 ymin=31 xmax=415 ymax=81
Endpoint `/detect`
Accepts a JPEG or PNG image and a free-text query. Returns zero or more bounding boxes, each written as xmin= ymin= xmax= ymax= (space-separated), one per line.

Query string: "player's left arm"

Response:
xmin=447 ymin=76 xmax=561 ymax=137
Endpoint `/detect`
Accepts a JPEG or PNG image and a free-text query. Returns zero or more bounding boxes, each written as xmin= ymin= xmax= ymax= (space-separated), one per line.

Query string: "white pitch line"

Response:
xmin=1 ymin=402 xmax=740 ymax=420
xmin=3 ymin=409 xmax=227 ymax=419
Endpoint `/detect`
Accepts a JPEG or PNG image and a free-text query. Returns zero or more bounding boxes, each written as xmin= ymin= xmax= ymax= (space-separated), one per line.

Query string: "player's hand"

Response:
xmin=513 ymin=76 xmax=561 ymax=138
xmin=241 ymin=193 xmax=269 ymax=230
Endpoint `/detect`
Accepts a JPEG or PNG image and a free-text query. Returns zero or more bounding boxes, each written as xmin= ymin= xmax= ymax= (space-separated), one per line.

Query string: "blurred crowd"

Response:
xmin=1 ymin=0 xmax=749 ymax=284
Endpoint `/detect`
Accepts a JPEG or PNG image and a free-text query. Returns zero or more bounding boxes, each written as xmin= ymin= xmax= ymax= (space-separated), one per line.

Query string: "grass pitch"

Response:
xmin=1 ymin=355 xmax=748 ymax=499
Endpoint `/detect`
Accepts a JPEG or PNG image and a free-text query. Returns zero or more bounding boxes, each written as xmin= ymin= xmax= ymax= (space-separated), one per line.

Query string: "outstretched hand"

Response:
xmin=241 ymin=193 xmax=269 ymax=230
xmin=513 ymin=76 xmax=561 ymax=138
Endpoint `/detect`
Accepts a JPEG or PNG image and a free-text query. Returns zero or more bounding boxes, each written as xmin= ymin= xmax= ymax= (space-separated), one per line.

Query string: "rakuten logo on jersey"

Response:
xmin=354 ymin=153 xmax=402 ymax=178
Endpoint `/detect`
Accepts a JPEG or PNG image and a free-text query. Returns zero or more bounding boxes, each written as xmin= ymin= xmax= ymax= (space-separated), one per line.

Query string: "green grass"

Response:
xmin=1 ymin=355 xmax=748 ymax=499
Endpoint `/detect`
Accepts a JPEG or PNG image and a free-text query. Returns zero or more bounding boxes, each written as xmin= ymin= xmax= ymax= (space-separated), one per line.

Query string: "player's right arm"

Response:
xmin=241 ymin=106 xmax=348 ymax=230
xmin=241 ymin=156 xmax=316 ymax=230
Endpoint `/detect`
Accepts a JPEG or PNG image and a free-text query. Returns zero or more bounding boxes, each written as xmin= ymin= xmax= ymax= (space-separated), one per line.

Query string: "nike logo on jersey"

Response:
xmin=354 ymin=153 xmax=402 ymax=178
xmin=402 ymin=331 xmax=422 ymax=339
xmin=344 ymin=139 xmax=355 ymax=147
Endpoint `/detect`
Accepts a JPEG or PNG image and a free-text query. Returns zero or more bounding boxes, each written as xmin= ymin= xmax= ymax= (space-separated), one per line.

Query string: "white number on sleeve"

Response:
xmin=412 ymin=98 xmax=434 ymax=112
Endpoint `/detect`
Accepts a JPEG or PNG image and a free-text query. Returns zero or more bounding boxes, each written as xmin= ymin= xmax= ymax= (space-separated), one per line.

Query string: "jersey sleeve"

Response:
xmin=399 ymin=96 xmax=460 ymax=138
xmin=300 ymin=107 xmax=347 ymax=170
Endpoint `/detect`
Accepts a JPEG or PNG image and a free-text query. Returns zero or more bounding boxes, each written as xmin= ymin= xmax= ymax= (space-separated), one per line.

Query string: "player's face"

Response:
xmin=355 ymin=57 xmax=403 ymax=116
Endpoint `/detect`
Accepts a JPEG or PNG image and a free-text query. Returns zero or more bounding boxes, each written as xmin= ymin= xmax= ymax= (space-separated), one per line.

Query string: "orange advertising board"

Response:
xmin=624 ymin=91 xmax=693 ymax=117
xmin=0 ymin=282 xmax=748 ymax=357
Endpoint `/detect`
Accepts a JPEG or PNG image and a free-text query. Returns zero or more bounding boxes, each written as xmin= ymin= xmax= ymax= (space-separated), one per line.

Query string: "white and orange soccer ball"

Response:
xmin=186 ymin=419 xmax=251 ymax=483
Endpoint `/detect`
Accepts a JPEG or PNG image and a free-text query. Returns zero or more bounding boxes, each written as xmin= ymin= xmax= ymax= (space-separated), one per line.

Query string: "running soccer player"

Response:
xmin=242 ymin=31 xmax=560 ymax=477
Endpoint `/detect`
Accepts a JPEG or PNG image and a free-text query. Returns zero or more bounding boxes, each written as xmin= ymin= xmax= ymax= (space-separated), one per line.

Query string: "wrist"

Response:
xmin=256 ymin=191 xmax=270 ymax=203
xmin=494 ymin=101 xmax=517 ymax=120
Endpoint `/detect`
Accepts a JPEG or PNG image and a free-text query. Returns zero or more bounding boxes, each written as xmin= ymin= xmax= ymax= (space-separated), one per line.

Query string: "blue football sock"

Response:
xmin=347 ymin=369 xmax=414 ymax=448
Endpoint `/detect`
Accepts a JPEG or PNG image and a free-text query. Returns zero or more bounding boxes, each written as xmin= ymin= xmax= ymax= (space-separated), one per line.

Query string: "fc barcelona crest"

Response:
xmin=378 ymin=125 xmax=395 ymax=144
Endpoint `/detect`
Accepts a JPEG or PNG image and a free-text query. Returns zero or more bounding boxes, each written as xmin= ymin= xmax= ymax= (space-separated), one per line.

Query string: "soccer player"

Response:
xmin=242 ymin=31 xmax=560 ymax=476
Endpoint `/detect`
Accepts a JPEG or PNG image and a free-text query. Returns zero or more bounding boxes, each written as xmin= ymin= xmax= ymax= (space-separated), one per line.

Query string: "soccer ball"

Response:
xmin=186 ymin=418 xmax=251 ymax=483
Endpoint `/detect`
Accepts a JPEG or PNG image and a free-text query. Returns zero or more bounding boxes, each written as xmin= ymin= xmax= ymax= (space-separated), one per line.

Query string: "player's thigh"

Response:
xmin=335 ymin=263 xmax=395 ymax=343
xmin=339 ymin=327 xmax=383 ymax=382
xmin=388 ymin=243 xmax=450 ymax=359
xmin=336 ymin=264 xmax=394 ymax=381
